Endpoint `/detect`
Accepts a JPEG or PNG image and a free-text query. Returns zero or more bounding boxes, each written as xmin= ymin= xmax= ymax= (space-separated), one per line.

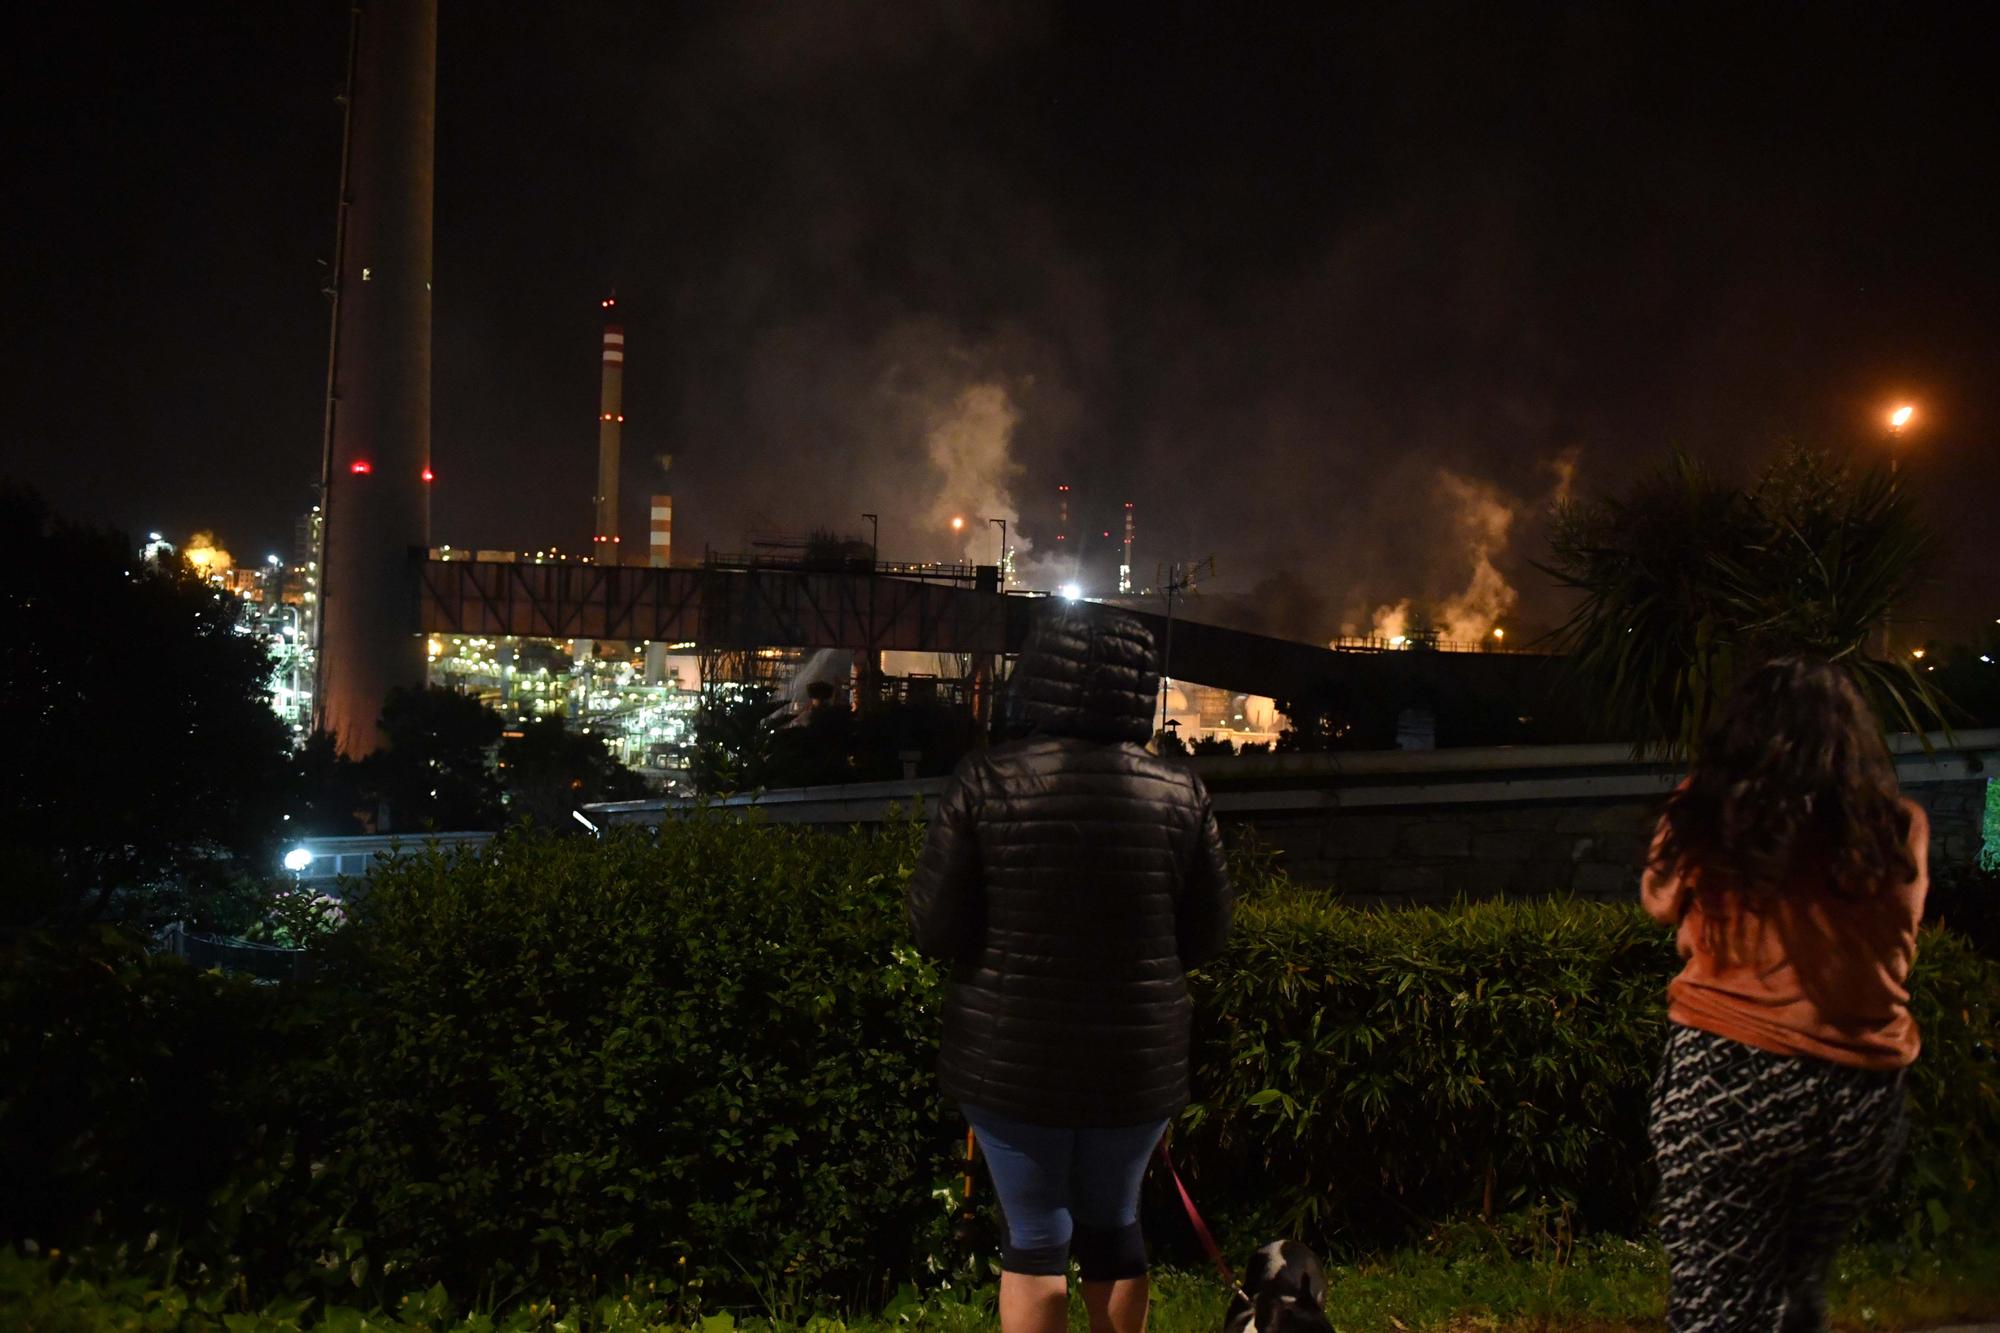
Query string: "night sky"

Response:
xmin=6 ymin=2 xmax=1995 ymax=643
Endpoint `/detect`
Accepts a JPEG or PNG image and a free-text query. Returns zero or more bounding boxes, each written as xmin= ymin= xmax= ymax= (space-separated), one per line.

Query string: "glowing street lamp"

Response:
xmin=1887 ymin=403 xmax=1916 ymax=475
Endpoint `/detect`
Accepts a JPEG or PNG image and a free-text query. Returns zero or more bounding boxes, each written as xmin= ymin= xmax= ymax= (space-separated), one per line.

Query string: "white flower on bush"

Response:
xmin=266 ymin=885 xmax=348 ymax=946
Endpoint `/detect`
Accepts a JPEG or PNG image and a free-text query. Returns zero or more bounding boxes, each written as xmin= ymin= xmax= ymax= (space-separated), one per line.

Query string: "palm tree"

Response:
xmin=1543 ymin=445 xmax=1944 ymax=756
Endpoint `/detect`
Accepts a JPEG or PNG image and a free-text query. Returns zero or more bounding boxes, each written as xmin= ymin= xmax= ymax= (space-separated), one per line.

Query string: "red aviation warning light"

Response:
xmin=350 ymin=461 xmax=372 ymax=475
xmin=421 ymin=466 xmax=434 ymax=482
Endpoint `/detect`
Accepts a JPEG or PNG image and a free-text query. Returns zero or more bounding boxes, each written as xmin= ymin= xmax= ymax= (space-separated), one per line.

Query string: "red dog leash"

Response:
xmin=1157 ymin=1137 xmax=1242 ymax=1293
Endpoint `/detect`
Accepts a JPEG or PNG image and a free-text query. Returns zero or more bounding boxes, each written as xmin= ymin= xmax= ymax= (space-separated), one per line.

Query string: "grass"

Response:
xmin=6 ymin=1232 xmax=2000 ymax=1333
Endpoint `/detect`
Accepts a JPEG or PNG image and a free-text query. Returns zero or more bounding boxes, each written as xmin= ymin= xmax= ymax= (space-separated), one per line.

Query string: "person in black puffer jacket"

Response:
xmin=908 ymin=603 xmax=1232 ymax=1333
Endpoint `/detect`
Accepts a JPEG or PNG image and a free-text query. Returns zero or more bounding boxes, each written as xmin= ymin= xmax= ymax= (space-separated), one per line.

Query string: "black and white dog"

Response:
xmin=1221 ymin=1241 xmax=1332 ymax=1333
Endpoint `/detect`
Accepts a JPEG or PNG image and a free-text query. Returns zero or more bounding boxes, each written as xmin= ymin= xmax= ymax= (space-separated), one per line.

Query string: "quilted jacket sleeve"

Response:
xmin=907 ymin=759 xmax=984 ymax=959
xmin=1176 ymin=780 xmax=1233 ymax=967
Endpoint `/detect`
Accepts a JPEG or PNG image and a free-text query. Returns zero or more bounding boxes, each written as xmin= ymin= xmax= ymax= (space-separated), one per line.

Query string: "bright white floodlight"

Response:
xmin=283 ymin=847 xmax=313 ymax=872
xmin=1060 ymin=582 xmax=1082 ymax=601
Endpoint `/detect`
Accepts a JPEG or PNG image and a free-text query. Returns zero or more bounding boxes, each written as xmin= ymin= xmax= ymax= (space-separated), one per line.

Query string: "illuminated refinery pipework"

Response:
xmin=316 ymin=0 xmax=438 ymax=756
xmin=593 ymin=296 xmax=625 ymax=560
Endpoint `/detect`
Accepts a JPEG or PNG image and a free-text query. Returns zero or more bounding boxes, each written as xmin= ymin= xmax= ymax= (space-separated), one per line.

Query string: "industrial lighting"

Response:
xmin=421 ymin=467 xmax=435 ymax=482
xmin=1061 ymin=582 xmax=1082 ymax=601
xmin=283 ymin=847 xmax=313 ymax=872
xmin=1390 ymin=634 xmax=1407 ymax=647
xmin=951 ymin=516 xmax=965 ymax=531
xmin=267 ymin=554 xmax=282 ymax=566
xmin=350 ymin=461 xmax=372 ymax=474
xmin=1492 ymin=627 xmax=1505 ymax=641
xmin=1912 ymin=648 xmax=1926 ymax=659
xmin=1889 ymin=404 xmax=1915 ymax=431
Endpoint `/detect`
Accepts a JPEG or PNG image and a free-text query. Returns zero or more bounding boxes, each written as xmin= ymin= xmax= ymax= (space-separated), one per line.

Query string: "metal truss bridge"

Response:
xmin=412 ymin=557 xmax=1570 ymax=709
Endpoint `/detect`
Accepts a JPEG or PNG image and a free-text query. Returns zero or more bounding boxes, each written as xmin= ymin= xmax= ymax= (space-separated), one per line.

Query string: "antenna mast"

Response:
xmin=1157 ymin=555 xmax=1217 ymax=736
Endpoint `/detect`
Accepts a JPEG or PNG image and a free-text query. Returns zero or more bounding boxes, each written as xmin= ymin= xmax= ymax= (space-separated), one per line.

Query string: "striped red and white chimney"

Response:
xmin=649 ymin=494 xmax=671 ymax=568
xmin=1119 ymin=501 xmax=1134 ymax=594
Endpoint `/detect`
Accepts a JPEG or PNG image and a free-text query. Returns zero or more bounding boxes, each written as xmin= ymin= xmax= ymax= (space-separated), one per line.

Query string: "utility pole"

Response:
xmin=989 ymin=517 xmax=1008 ymax=587
xmin=862 ymin=512 xmax=878 ymax=565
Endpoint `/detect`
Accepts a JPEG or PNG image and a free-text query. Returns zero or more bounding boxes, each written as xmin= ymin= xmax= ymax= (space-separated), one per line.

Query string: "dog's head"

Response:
xmin=1222 ymin=1241 xmax=1331 ymax=1333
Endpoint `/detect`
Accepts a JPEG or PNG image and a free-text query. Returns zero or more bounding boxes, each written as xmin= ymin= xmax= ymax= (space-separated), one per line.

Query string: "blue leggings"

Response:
xmin=963 ymin=1104 xmax=1167 ymax=1279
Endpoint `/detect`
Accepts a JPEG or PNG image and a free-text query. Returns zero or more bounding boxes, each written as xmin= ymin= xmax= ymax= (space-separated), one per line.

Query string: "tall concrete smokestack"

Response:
xmin=1057 ymin=483 xmax=1069 ymax=547
xmin=593 ymin=297 xmax=625 ymax=560
xmin=317 ymin=0 xmax=437 ymax=756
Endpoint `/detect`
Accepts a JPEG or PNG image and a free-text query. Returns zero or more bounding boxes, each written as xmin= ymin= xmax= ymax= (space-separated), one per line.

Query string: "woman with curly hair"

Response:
xmin=1643 ymin=657 xmax=1930 ymax=1333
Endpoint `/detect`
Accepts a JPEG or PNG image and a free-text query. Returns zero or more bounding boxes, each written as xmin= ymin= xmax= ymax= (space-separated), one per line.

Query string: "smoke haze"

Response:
xmin=10 ymin=1 xmax=1998 ymax=650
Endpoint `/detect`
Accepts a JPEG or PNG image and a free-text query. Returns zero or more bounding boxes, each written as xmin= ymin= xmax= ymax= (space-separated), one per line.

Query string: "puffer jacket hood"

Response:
xmin=1007 ymin=605 xmax=1160 ymax=744
xmin=905 ymin=601 xmax=1232 ymax=1127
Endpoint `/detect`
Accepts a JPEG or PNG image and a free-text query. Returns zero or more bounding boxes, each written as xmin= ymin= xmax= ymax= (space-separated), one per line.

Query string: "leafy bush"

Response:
xmin=1181 ymin=894 xmax=1671 ymax=1246
xmin=0 ymin=928 xmax=311 ymax=1271
xmin=1927 ymin=862 xmax=2000 ymax=961
xmin=1178 ymin=894 xmax=2000 ymax=1252
xmin=306 ymin=825 xmax=956 ymax=1309
xmin=2 ymin=823 xmax=1994 ymax=1318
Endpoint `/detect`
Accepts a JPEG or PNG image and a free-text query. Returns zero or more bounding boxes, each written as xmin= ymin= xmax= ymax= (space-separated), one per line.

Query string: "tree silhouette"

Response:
xmin=689 ymin=688 xmax=783 ymax=796
xmin=0 ymin=484 xmax=291 ymax=929
xmin=364 ymin=686 xmax=505 ymax=832
xmin=1544 ymin=446 xmax=1943 ymax=755
xmin=498 ymin=716 xmax=647 ymax=829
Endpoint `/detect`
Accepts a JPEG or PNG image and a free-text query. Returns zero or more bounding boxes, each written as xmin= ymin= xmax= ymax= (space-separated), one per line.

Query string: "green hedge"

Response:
xmin=1179 ymin=881 xmax=2000 ymax=1248
xmin=2 ymin=820 xmax=1995 ymax=1316
xmin=312 ymin=823 xmax=948 ymax=1308
xmin=0 ymin=928 xmax=308 ymax=1271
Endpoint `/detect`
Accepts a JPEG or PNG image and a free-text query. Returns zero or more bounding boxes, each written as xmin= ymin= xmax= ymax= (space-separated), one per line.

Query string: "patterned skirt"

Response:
xmin=1648 ymin=1024 xmax=1908 ymax=1333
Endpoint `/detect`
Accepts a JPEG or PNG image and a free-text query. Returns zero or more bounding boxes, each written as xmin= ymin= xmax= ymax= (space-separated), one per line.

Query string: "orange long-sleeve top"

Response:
xmin=1640 ymin=799 xmax=1929 ymax=1070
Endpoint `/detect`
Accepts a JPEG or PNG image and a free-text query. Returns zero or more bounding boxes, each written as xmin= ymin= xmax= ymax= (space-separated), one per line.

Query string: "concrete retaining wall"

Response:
xmin=586 ymin=731 xmax=1996 ymax=906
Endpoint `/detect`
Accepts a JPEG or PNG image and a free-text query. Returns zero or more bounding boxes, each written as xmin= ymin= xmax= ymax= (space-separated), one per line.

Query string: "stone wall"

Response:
xmin=1221 ymin=778 xmax=1990 ymax=907
xmin=588 ymin=730 xmax=1997 ymax=909
xmin=1225 ymin=799 xmax=1661 ymax=905
xmin=1910 ymin=779 xmax=1990 ymax=871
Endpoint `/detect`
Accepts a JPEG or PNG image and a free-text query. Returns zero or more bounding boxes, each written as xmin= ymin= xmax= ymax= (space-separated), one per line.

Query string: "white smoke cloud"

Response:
xmin=1356 ymin=468 xmax=1521 ymax=646
xmin=1368 ymin=598 xmax=1411 ymax=642
xmin=922 ymin=382 xmax=1033 ymax=575
xmin=1435 ymin=469 xmax=1519 ymax=644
